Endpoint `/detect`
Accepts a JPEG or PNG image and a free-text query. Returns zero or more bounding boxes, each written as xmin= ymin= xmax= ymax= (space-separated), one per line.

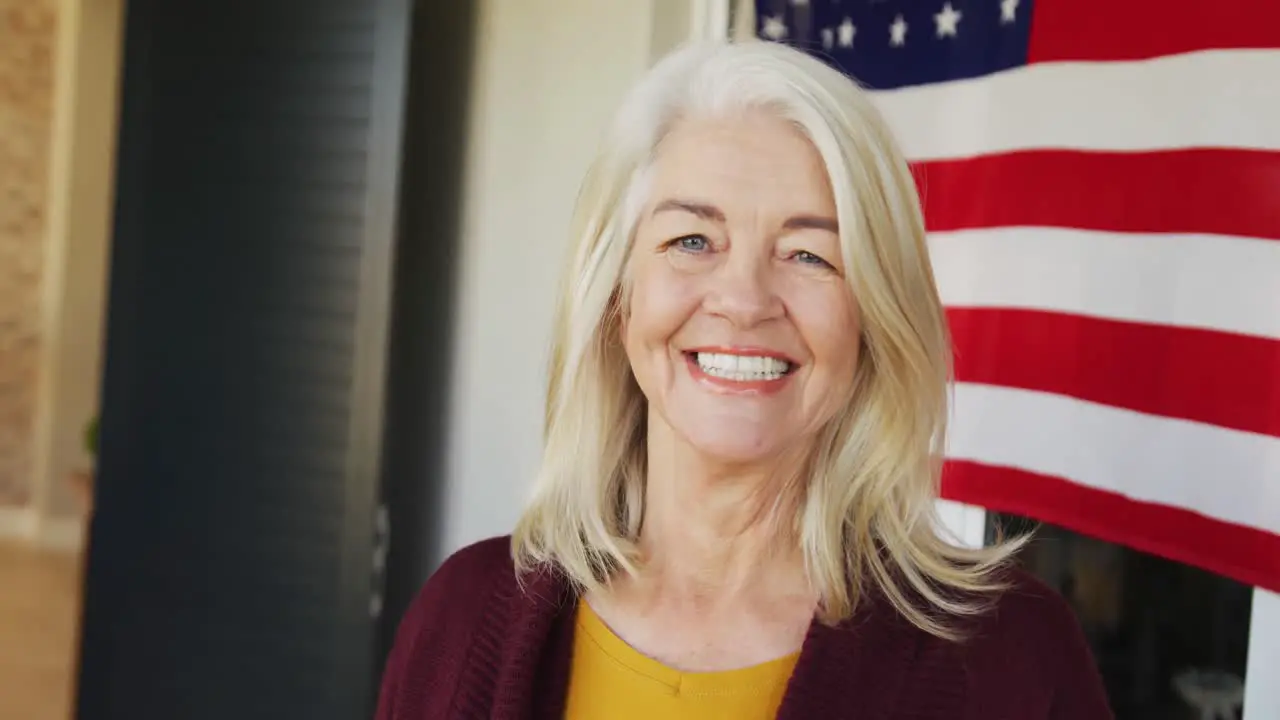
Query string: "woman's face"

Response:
xmin=624 ymin=112 xmax=861 ymax=467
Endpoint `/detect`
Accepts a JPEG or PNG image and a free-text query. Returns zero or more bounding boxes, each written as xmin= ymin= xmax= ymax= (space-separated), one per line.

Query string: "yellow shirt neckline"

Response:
xmin=576 ymin=600 xmax=801 ymax=698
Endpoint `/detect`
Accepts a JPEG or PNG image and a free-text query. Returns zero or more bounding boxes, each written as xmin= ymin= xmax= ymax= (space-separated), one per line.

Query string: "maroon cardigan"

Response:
xmin=375 ymin=536 xmax=1113 ymax=719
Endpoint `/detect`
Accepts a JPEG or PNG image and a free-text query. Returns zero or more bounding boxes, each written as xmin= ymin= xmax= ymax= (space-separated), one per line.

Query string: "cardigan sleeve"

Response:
xmin=373 ymin=536 xmax=514 ymax=720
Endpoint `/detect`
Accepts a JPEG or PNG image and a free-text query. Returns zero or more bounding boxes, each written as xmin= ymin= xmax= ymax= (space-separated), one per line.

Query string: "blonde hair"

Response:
xmin=512 ymin=39 xmax=1025 ymax=639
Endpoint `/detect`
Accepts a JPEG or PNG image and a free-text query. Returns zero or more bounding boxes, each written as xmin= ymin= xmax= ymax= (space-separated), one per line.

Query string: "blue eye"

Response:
xmin=673 ymin=235 xmax=709 ymax=252
xmin=793 ymin=250 xmax=832 ymax=268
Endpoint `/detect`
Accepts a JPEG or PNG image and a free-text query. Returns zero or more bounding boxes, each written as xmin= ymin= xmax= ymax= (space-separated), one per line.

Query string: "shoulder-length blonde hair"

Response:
xmin=512 ymin=39 xmax=1024 ymax=639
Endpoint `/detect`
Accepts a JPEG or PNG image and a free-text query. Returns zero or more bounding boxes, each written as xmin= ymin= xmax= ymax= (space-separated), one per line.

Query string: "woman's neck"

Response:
xmin=632 ymin=423 xmax=813 ymax=605
xmin=580 ymin=418 xmax=818 ymax=670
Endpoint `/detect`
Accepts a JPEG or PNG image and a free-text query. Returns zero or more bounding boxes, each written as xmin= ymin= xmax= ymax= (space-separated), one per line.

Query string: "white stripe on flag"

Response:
xmin=928 ymin=227 xmax=1280 ymax=340
xmin=947 ymin=382 xmax=1280 ymax=536
xmin=871 ymin=49 xmax=1280 ymax=160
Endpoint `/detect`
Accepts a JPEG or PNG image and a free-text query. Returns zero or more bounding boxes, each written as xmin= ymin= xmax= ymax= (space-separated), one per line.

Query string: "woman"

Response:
xmin=377 ymin=40 xmax=1111 ymax=719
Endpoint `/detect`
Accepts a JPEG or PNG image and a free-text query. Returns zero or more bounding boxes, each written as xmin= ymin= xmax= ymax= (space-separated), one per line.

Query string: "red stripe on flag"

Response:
xmin=914 ymin=149 xmax=1280 ymax=239
xmin=946 ymin=308 xmax=1280 ymax=438
xmin=1028 ymin=0 xmax=1280 ymax=63
xmin=942 ymin=460 xmax=1280 ymax=593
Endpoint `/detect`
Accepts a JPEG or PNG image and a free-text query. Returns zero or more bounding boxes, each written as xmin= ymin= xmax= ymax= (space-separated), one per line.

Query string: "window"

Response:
xmin=990 ymin=513 xmax=1252 ymax=718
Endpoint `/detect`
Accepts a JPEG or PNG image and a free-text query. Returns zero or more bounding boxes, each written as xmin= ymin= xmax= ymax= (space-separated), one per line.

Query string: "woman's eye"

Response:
xmin=793 ymin=250 xmax=833 ymax=268
xmin=672 ymin=234 xmax=709 ymax=253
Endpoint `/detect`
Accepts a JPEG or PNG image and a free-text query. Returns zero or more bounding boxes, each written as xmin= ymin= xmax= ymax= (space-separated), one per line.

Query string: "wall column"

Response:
xmin=28 ymin=0 xmax=125 ymax=547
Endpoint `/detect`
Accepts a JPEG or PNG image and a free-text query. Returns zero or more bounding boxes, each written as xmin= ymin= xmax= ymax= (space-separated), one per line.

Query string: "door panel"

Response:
xmin=76 ymin=1 xmax=412 ymax=717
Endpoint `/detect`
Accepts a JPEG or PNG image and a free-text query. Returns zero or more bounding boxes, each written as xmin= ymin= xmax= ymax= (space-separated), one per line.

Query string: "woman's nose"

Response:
xmin=702 ymin=251 xmax=784 ymax=328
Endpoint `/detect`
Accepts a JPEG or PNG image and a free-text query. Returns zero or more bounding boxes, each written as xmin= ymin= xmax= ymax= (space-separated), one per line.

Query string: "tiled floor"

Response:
xmin=0 ymin=540 xmax=82 ymax=720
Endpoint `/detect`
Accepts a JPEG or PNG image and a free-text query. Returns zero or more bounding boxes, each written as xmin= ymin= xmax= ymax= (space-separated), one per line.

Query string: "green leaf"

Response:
xmin=85 ymin=416 xmax=99 ymax=458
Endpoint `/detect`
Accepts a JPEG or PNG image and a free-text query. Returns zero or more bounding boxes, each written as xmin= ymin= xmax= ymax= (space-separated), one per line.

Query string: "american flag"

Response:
xmin=756 ymin=0 xmax=1280 ymax=592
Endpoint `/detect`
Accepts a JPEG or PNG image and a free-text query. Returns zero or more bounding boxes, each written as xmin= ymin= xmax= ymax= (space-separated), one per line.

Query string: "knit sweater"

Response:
xmin=375 ymin=536 xmax=1114 ymax=719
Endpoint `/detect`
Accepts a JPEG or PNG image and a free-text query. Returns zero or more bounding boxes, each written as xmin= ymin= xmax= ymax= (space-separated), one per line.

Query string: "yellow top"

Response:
xmin=563 ymin=601 xmax=799 ymax=720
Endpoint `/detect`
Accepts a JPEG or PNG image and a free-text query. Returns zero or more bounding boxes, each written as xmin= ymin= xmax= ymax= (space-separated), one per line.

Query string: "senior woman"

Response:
xmin=376 ymin=39 xmax=1111 ymax=719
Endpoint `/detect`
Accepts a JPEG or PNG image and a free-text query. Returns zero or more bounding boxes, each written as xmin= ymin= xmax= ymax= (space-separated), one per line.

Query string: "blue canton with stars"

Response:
xmin=755 ymin=0 xmax=1035 ymax=90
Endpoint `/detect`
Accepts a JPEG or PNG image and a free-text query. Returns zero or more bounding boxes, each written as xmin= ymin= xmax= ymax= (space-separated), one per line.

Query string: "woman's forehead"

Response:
xmin=642 ymin=115 xmax=837 ymax=220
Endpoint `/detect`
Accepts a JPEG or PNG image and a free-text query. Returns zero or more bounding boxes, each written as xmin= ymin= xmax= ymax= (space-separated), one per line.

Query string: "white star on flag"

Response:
xmin=838 ymin=17 xmax=856 ymax=48
xmin=1000 ymin=0 xmax=1019 ymax=24
xmin=935 ymin=3 xmax=962 ymax=38
xmin=889 ymin=14 xmax=908 ymax=47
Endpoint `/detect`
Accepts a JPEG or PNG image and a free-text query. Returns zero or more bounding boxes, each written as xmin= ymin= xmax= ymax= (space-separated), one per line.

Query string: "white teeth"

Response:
xmin=695 ymin=352 xmax=792 ymax=381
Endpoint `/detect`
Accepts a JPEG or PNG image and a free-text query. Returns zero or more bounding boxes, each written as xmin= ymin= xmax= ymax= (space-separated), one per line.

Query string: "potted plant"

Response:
xmin=69 ymin=415 xmax=98 ymax=515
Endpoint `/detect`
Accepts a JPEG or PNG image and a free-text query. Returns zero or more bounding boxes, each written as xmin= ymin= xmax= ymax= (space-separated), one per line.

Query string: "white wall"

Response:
xmin=439 ymin=0 xmax=709 ymax=554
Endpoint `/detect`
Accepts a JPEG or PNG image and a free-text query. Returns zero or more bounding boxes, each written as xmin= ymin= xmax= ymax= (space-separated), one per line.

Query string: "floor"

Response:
xmin=0 ymin=539 xmax=82 ymax=720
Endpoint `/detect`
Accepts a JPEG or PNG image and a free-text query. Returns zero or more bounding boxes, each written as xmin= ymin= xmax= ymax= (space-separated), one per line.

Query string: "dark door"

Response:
xmin=74 ymin=0 xmax=436 ymax=717
xmin=374 ymin=0 xmax=477 ymax=672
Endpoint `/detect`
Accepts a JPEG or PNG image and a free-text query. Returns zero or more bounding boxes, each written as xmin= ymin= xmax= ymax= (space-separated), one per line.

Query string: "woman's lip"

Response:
xmin=682 ymin=346 xmax=800 ymax=365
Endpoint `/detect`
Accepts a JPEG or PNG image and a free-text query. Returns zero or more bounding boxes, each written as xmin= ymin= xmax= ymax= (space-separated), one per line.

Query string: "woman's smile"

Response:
xmin=683 ymin=348 xmax=797 ymax=395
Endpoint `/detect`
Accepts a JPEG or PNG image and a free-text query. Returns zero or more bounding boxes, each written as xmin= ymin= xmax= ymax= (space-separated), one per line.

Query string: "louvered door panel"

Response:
xmin=76 ymin=1 xmax=410 ymax=717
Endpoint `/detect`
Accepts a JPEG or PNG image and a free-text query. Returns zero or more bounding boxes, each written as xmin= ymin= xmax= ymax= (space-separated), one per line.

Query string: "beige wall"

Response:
xmin=0 ymin=0 xmax=57 ymax=508
xmin=28 ymin=0 xmax=123 ymax=522
xmin=0 ymin=0 xmax=122 ymax=539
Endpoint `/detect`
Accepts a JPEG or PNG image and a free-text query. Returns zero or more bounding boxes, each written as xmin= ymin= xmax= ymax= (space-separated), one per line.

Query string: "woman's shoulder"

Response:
xmin=428 ymin=534 xmax=517 ymax=589
xmin=375 ymin=535 xmax=518 ymax=718
xmin=976 ymin=565 xmax=1083 ymax=638
xmin=954 ymin=566 xmax=1113 ymax=717
xmin=397 ymin=534 xmax=516 ymax=630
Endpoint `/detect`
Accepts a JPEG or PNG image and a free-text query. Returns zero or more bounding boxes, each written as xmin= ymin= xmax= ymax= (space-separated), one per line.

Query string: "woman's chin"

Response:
xmin=680 ymin=428 xmax=793 ymax=468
